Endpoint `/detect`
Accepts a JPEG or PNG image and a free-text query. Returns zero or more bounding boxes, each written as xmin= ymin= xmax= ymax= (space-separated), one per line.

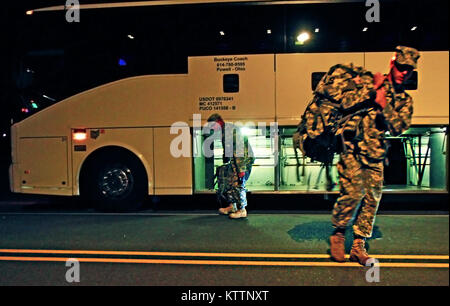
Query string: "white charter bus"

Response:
xmin=10 ymin=0 xmax=449 ymax=211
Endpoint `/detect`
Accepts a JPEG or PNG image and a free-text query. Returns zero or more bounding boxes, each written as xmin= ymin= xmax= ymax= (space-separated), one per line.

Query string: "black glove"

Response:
xmin=375 ymin=112 xmax=388 ymax=131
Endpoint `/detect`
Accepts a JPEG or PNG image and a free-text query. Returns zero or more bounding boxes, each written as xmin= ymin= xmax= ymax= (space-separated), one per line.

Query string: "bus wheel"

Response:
xmin=83 ymin=152 xmax=147 ymax=212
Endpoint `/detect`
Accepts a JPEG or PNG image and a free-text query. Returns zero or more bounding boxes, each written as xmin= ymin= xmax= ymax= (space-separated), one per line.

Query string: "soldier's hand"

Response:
xmin=375 ymin=87 xmax=387 ymax=109
xmin=375 ymin=111 xmax=388 ymax=130
xmin=373 ymin=72 xmax=385 ymax=89
xmin=237 ymin=172 xmax=246 ymax=185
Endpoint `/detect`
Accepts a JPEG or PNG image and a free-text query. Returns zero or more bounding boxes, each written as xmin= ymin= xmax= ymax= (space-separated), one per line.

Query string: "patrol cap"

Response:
xmin=394 ymin=46 xmax=420 ymax=69
xmin=207 ymin=113 xmax=223 ymax=122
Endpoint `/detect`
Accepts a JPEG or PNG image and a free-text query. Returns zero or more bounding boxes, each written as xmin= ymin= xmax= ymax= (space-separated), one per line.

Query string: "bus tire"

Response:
xmin=82 ymin=151 xmax=148 ymax=212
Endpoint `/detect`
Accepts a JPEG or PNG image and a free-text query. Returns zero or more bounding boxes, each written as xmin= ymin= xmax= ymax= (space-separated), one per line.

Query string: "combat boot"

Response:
xmin=229 ymin=208 xmax=247 ymax=219
xmin=349 ymin=238 xmax=372 ymax=266
xmin=329 ymin=232 xmax=346 ymax=262
xmin=218 ymin=204 xmax=235 ymax=215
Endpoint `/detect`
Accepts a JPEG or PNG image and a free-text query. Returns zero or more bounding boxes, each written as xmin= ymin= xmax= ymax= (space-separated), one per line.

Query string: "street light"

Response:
xmin=296 ymin=32 xmax=310 ymax=45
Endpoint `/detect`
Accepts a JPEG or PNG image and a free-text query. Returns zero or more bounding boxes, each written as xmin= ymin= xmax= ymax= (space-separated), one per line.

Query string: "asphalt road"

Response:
xmin=0 ymin=197 xmax=448 ymax=288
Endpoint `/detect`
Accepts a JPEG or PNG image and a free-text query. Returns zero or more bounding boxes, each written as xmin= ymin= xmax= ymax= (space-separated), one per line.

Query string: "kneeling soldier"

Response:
xmin=207 ymin=114 xmax=255 ymax=219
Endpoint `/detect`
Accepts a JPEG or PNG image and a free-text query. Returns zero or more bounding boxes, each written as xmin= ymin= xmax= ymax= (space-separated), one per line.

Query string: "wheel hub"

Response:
xmin=99 ymin=165 xmax=134 ymax=199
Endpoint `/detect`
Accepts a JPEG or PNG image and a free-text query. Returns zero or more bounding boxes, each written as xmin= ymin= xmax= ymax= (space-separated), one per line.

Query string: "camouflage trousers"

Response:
xmin=226 ymin=165 xmax=252 ymax=210
xmin=217 ymin=164 xmax=252 ymax=210
xmin=331 ymin=153 xmax=384 ymax=238
xmin=225 ymin=176 xmax=248 ymax=210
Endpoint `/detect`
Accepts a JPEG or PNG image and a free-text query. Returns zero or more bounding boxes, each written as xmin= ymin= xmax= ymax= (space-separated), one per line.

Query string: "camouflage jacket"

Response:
xmin=221 ymin=124 xmax=255 ymax=173
xmin=313 ymin=63 xmax=413 ymax=165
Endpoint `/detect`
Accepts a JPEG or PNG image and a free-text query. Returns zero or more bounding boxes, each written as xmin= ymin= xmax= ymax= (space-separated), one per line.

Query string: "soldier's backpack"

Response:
xmin=214 ymin=163 xmax=237 ymax=206
xmin=293 ymin=96 xmax=342 ymax=165
xmin=293 ymin=63 xmax=377 ymax=171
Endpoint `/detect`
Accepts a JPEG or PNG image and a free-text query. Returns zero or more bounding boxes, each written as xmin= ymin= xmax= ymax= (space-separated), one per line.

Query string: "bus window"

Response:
xmin=223 ymin=74 xmax=239 ymax=93
xmin=403 ymin=71 xmax=418 ymax=91
xmin=278 ymin=126 xmax=448 ymax=193
xmin=279 ymin=127 xmax=338 ymax=192
xmin=311 ymin=72 xmax=326 ymax=91
xmin=245 ymin=127 xmax=276 ymax=191
xmin=193 ymin=125 xmax=276 ymax=192
xmin=400 ymin=127 xmax=448 ymax=190
xmin=310 ymin=71 xmax=418 ymax=91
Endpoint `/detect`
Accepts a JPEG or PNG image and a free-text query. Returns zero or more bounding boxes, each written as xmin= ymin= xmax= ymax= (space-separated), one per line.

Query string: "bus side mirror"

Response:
xmin=311 ymin=72 xmax=326 ymax=91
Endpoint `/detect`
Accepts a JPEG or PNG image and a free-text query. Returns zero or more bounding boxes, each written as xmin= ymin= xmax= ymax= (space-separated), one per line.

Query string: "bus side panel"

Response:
xmin=188 ymin=54 xmax=276 ymax=124
xmin=14 ymin=75 xmax=189 ymax=137
xmin=153 ymin=127 xmax=193 ymax=195
xmin=275 ymin=53 xmax=365 ymax=126
xmin=72 ymin=128 xmax=155 ymax=196
xmin=365 ymin=51 xmax=449 ymax=125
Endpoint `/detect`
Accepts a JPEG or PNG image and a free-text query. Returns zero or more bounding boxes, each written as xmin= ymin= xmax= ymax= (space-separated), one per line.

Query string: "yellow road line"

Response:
xmin=368 ymin=255 xmax=449 ymax=260
xmin=0 ymin=249 xmax=448 ymax=260
xmin=0 ymin=256 xmax=448 ymax=268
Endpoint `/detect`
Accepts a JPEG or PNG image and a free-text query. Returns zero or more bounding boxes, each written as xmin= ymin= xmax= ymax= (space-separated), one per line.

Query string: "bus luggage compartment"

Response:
xmin=18 ymin=136 xmax=69 ymax=191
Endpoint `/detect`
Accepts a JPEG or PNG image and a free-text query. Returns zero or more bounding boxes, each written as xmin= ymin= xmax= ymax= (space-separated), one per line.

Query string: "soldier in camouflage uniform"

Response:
xmin=207 ymin=114 xmax=255 ymax=219
xmin=328 ymin=46 xmax=420 ymax=265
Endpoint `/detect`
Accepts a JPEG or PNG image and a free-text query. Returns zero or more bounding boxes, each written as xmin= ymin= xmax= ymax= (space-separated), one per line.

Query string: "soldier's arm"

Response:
xmin=234 ymin=157 xmax=247 ymax=173
xmin=235 ymin=155 xmax=256 ymax=174
xmin=233 ymin=132 xmax=255 ymax=174
xmin=382 ymin=93 xmax=413 ymax=136
xmin=223 ymin=141 xmax=231 ymax=163
xmin=222 ymin=127 xmax=234 ymax=163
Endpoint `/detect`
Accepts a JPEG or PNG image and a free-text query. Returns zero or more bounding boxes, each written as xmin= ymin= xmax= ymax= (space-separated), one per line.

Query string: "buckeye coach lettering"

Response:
xmin=214 ymin=56 xmax=248 ymax=72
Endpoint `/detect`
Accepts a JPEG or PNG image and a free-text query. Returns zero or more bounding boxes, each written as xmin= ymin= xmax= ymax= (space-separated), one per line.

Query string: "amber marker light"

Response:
xmin=73 ymin=129 xmax=87 ymax=141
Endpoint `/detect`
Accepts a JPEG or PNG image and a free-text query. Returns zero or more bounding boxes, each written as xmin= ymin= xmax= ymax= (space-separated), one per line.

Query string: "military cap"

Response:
xmin=207 ymin=113 xmax=223 ymax=122
xmin=395 ymin=46 xmax=420 ymax=69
